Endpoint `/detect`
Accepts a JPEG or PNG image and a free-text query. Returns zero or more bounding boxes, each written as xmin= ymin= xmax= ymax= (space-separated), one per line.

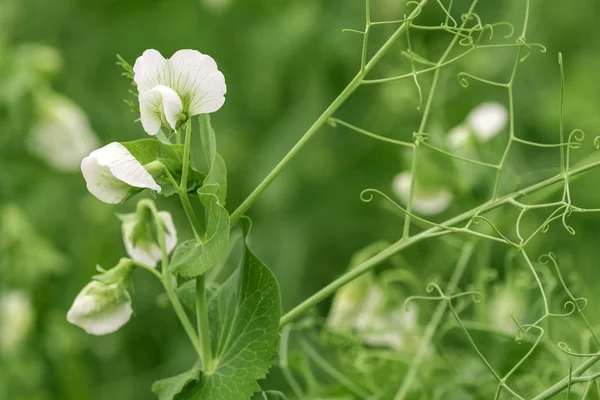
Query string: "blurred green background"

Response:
xmin=2 ymin=0 xmax=600 ymax=399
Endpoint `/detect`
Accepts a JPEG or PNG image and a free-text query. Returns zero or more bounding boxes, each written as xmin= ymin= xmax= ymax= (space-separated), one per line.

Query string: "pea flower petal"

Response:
xmin=81 ymin=142 xmax=161 ymax=204
xmin=467 ymin=102 xmax=508 ymax=141
xmin=133 ymin=49 xmax=226 ymax=135
xmin=392 ymin=172 xmax=452 ymax=216
xmin=67 ymin=280 xmax=133 ymax=335
xmin=139 ymin=85 xmax=183 ymax=135
xmin=121 ymin=211 xmax=177 ymax=267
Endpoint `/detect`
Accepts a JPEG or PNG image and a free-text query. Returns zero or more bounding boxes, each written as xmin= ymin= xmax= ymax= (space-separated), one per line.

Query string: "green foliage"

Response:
xmin=169 ymin=194 xmax=229 ymax=278
xmin=153 ymin=218 xmax=281 ymax=399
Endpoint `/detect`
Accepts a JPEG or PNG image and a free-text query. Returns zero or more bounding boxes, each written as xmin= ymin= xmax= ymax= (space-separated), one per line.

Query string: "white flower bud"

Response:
xmin=133 ymin=49 xmax=227 ymax=135
xmin=121 ymin=210 xmax=177 ymax=267
xmin=81 ymin=142 xmax=161 ymax=204
xmin=67 ymin=260 xmax=134 ymax=335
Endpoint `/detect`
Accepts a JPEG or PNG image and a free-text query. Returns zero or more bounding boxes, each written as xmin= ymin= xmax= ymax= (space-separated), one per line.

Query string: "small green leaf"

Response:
xmin=169 ymin=192 xmax=229 ymax=278
xmin=199 ymin=114 xmax=227 ymax=205
xmin=152 ymin=363 xmax=201 ymax=400
xmin=154 ymin=217 xmax=282 ymax=400
xmin=261 ymin=391 xmax=287 ymax=400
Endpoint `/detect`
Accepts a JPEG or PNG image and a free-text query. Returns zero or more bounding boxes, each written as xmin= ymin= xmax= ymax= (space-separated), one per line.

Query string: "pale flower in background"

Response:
xmin=81 ymin=142 xmax=161 ymax=204
xmin=133 ymin=49 xmax=226 ymax=135
xmin=329 ymin=282 xmax=418 ymax=351
xmin=392 ymin=172 xmax=453 ymax=216
xmin=121 ymin=210 xmax=177 ymax=267
xmin=467 ymin=102 xmax=508 ymax=141
xmin=490 ymin=286 xmax=526 ymax=333
xmin=201 ymin=0 xmax=231 ymax=12
xmin=67 ymin=259 xmax=134 ymax=335
xmin=0 ymin=291 xmax=34 ymax=353
xmin=447 ymin=124 xmax=471 ymax=149
xmin=28 ymin=95 xmax=99 ymax=172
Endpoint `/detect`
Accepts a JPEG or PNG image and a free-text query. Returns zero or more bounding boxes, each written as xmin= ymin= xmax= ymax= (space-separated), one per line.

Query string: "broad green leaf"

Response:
xmin=121 ymin=139 xmax=204 ymax=196
xmin=154 ymin=218 xmax=282 ymax=400
xmin=169 ymin=192 xmax=229 ymax=278
xmin=198 ymin=114 xmax=227 ymax=205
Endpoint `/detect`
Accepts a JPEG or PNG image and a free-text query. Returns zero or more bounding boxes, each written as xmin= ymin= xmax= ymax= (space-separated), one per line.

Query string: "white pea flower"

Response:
xmin=67 ymin=260 xmax=134 ymax=335
xmin=447 ymin=124 xmax=471 ymax=149
xmin=0 ymin=291 xmax=34 ymax=353
xmin=28 ymin=95 xmax=99 ymax=172
xmin=133 ymin=49 xmax=226 ymax=135
xmin=121 ymin=211 xmax=177 ymax=267
xmin=81 ymin=142 xmax=161 ymax=204
xmin=392 ymin=172 xmax=453 ymax=216
xmin=467 ymin=102 xmax=508 ymax=141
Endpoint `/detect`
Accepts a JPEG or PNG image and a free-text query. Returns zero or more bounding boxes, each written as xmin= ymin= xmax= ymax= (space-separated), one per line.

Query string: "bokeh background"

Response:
xmin=2 ymin=0 xmax=600 ymax=399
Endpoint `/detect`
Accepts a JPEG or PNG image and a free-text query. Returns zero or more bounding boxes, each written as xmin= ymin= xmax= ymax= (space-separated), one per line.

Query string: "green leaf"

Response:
xmin=199 ymin=114 xmax=227 ymax=205
xmin=260 ymin=391 xmax=287 ymax=400
xmin=121 ymin=139 xmax=204 ymax=196
xmin=152 ymin=363 xmax=201 ymax=400
xmin=169 ymin=192 xmax=229 ymax=278
xmin=154 ymin=218 xmax=282 ymax=400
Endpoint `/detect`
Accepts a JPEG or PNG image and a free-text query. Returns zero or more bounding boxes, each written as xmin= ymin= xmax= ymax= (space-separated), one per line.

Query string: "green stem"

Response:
xmin=196 ymin=274 xmax=213 ymax=372
xmin=532 ymin=353 xmax=600 ymax=400
xmin=279 ymin=157 xmax=600 ymax=327
xmin=394 ymin=241 xmax=475 ymax=400
xmin=228 ymin=0 xmax=429 ymax=226
xmin=180 ymin=120 xmax=204 ymax=241
xmin=141 ymin=200 xmax=204 ymax=359
xmin=179 ymin=119 xmax=214 ymax=370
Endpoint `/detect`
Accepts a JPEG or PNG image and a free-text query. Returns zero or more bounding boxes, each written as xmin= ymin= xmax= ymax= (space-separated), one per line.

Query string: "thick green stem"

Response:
xmin=140 ymin=200 xmax=204 ymax=359
xmin=229 ymin=0 xmax=429 ymax=226
xmin=180 ymin=121 xmax=204 ymax=241
xmin=279 ymin=157 xmax=600 ymax=327
xmin=179 ymin=119 xmax=214 ymax=370
xmin=196 ymin=274 xmax=213 ymax=372
xmin=532 ymin=353 xmax=600 ymax=400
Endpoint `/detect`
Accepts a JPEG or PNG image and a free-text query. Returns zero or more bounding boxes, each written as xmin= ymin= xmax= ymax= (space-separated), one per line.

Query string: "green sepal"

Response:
xmin=152 ymin=217 xmax=282 ymax=400
xmin=199 ymin=114 xmax=227 ymax=205
xmin=121 ymin=139 xmax=204 ymax=197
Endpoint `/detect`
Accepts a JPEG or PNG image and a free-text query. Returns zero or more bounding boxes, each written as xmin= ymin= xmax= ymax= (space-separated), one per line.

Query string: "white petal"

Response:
xmin=447 ymin=124 xmax=471 ymax=149
xmin=133 ymin=49 xmax=169 ymax=93
xmin=0 ymin=291 xmax=34 ymax=352
xmin=139 ymin=85 xmax=183 ymax=135
xmin=467 ymin=102 xmax=508 ymax=141
xmin=67 ymin=281 xmax=133 ymax=336
xmin=168 ymin=49 xmax=226 ymax=115
xmin=28 ymin=96 xmax=100 ymax=172
xmin=392 ymin=172 xmax=452 ymax=216
xmin=81 ymin=143 xmax=161 ymax=204
xmin=121 ymin=211 xmax=177 ymax=267
xmin=159 ymin=211 xmax=178 ymax=255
